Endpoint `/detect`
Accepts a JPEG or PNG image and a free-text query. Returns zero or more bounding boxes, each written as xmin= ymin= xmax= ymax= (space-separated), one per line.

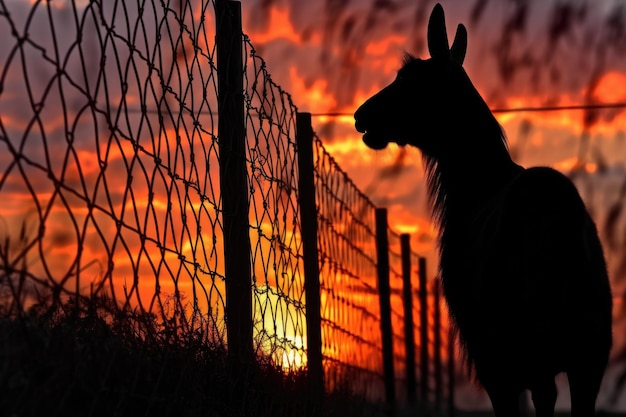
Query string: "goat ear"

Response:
xmin=427 ymin=3 xmax=450 ymax=60
xmin=450 ymin=24 xmax=467 ymax=65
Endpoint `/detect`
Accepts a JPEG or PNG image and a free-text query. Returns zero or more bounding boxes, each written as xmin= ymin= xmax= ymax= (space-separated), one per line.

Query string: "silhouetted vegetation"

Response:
xmin=0 ymin=287 xmax=389 ymax=416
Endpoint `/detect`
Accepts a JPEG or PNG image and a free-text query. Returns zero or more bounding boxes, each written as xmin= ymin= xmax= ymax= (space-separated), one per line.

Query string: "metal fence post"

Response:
xmin=419 ymin=257 xmax=429 ymax=403
xmin=296 ymin=112 xmax=324 ymax=417
xmin=401 ymin=234 xmax=417 ymax=406
xmin=375 ymin=208 xmax=396 ymax=413
xmin=215 ymin=0 xmax=253 ymax=362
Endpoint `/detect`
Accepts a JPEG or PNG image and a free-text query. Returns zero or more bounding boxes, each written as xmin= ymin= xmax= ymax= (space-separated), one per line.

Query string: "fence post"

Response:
xmin=434 ymin=279 xmax=443 ymax=413
xmin=448 ymin=324 xmax=456 ymax=417
xmin=400 ymin=234 xmax=417 ymax=406
xmin=215 ymin=0 xmax=253 ymax=362
xmin=375 ymin=208 xmax=396 ymax=413
xmin=419 ymin=257 xmax=429 ymax=403
xmin=296 ymin=112 xmax=324 ymax=417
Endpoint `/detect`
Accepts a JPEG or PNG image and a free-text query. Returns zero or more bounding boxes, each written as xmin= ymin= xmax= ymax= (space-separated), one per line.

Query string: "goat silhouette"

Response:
xmin=354 ymin=4 xmax=612 ymax=416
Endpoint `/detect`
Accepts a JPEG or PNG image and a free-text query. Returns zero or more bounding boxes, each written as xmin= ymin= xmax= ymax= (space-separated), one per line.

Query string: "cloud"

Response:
xmin=0 ymin=1 xmax=225 ymax=308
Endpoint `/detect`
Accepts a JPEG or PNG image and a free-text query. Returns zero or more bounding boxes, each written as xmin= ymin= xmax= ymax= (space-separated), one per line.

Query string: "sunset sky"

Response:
xmin=1 ymin=0 xmax=625 ymax=410
xmin=240 ymin=0 xmax=626 ymax=283
xmin=1 ymin=0 xmax=623 ymax=298
xmin=239 ymin=1 xmax=626 ymax=407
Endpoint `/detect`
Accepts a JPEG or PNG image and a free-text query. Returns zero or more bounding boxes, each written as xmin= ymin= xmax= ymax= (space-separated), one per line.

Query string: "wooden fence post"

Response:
xmin=448 ymin=324 xmax=456 ymax=417
xmin=215 ymin=0 xmax=253 ymax=362
xmin=419 ymin=257 xmax=429 ymax=403
xmin=401 ymin=234 xmax=417 ymax=406
xmin=434 ymin=278 xmax=443 ymax=413
xmin=296 ymin=112 xmax=324 ymax=417
xmin=375 ymin=208 xmax=396 ymax=413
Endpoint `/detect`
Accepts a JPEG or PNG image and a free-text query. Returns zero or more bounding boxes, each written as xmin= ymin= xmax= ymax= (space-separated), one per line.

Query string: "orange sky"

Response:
xmin=1 ymin=0 xmax=625 ymax=407
xmin=239 ymin=1 xmax=626 ymax=407
xmin=3 ymin=0 xmax=623 ymax=290
xmin=242 ymin=0 xmax=626 ymax=283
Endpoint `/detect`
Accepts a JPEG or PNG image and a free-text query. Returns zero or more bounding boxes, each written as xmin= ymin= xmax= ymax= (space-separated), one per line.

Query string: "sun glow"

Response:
xmin=320 ymin=135 xmax=375 ymax=161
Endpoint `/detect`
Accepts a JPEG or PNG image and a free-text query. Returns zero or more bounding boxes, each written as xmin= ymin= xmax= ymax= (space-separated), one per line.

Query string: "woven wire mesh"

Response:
xmin=425 ymin=279 xmax=450 ymax=404
xmin=0 ymin=0 xmax=451 ymax=407
xmin=242 ymin=36 xmax=306 ymax=369
xmin=312 ymin=134 xmax=385 ymax=400
xmin=411 ymin=250 xmax=426 ymax=393
xmin=407 ymin=250 xmax=453 ymax=406
xmin=388 ymin=229 xmax=407 ymax=404
xmin=0 ymin=0 xmax=224 ymax=339
xmin=427 ymin=280 xmax=438 ymax=402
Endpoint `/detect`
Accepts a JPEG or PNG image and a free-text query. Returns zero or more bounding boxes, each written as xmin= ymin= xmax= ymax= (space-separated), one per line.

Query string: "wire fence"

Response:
xmin=242 ymin=34 xmax=307 ymax=367
xmin=0 ymin=0 xmax=227 ymax=339
xmin=312 ymin=133 xmax=385 ymax=399
xmin=388 ymin=229 xmax=408 ymax=404
xmin=0 ymin=0 xmax=452 ymax=414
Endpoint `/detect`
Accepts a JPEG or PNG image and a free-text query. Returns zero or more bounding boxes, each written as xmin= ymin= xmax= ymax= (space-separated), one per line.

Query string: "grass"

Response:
xmin=0 ymin=291 xmax=386 ymax=417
